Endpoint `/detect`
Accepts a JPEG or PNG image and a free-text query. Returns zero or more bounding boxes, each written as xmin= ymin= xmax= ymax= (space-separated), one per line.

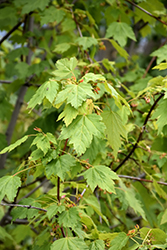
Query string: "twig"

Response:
xmin=0 ymin=80 xmax=12 ymax=84
xmin=118 ymin=174 xmax=167 ymax=186
xmin=17 ymin=178 xmax=48 ymax=202
xmin=0 ymin=202 xmax=47 ymax=212
xmin=0 ymin=20 xmax=23 ymax=45
xmin=126 ymin=0 xmax=167 ymax=26
xmin=114 ymin=92 xmax=164 ymax=172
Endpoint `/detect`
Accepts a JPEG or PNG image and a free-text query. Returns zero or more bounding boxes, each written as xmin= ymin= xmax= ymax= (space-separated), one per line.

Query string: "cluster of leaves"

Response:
xmin=1 ymin=0 xmax=167 ymax=249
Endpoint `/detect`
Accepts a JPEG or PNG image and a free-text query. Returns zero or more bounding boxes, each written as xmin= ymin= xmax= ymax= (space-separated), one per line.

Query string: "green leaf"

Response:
xmin=53 ymin=43 xmax=71 ymax=54
xmin=0 ymin=226 xmax=14 ymax=242
xmin=110 ymin=39 xmax=129 ymax=60
xmin=57 ymin=104 xmax=79 ymax=126
xmin=101 ymin=110 xmax=127 ymax=158
xmin=151 ymin=45 xmax=167 ymax=64
xmin=52 ymin=57 xmax=78 ymax=79
xmin=55 ymin=83 xmax=95 ymax=109
xmin=31 ymin=134 xmax=49 ymax=155
xmin=51 ymin=237 xmax=89 ymax=250
xmin=21 ymin=0 xmax=50 ymax=14
xmin=15 ymin=62 xmax=29 ymax=79
xmin=105 ymin=22 xmax=136 ymax=47
xmin=119 ymin=181 xmax=146 ymax=220
xmin=28 ymin=79 xmax=59 ymax=111
xmin=76 ymin=37 xmax=98 ymax=50
xmin=40 ymin=7 xmax=65 ymax=26
xmin=109 ymin=232 xmax=129 ymax=250
xmin=7 ymin=47 xmax=29 ymax=60
xmin=89 ymin=240 xmax=105 ymax=250
xmin=152 ymin=99 xmax=167 ymax=134
xmin=59 ymin=114 xmax=106 ymax=156
xmin=81 ymin=165 xmax=119 ymax=193
xmin=47 ymin=204 xmax=65 ymax=220
xmin=45 ymin=154 xmax=76 ymax=181
xmin=81 ymin=73 xmax=106 ymax=83
xmin=0 ymin=135 xmax=29 ymax=154
xmin=0 ymin=176 xmax=21 ymax=202
xmin=160 ymin=208 xmax=167 ymax=225
xmin=153 ymin=63 xmax=167 ymax=71
xmin=140 ymin=227 xmax=167 ymax=244
xmin=58 ymin=207 xmax=81 ymax=229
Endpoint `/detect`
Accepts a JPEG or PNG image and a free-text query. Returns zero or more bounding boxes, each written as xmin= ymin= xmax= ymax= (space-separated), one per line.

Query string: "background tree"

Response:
xmin=1 ymin=0 xmax=167 ymax=249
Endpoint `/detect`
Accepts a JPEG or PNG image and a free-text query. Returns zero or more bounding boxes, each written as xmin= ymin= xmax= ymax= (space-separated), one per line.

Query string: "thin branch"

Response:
xmin=126 ymin=0 xmax=167 ymax=26
xmin=0 ymin=19 xmax=23 ymax=45
xmin=114 ymin=92 xmax=164 ymax=172
xmin=0 ymin=202 xmax=47 ymax=212
xmin=18 ymin=178 xmax=48 ymax=202
xmin=118 ymin=175 xmax=167 ymax=186
xmin=0 ymin=80 xmax=12 ymax=84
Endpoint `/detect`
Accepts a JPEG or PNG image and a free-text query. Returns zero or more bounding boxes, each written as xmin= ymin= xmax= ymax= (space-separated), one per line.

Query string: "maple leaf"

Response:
xmin=50 ymin=237 xmax=89 ymax=250
xmin=101 ymin=110 xmax=127 ymax=158
xmin=54 ymin=83 xmax=95 ymax=109
xmin=31 ymin=132 xmax=57 ymax=155
xmin=57 ymin=104 xmax=78 ymax=126
xmin=76 ymin=37 xmax=98 ymax=50
xmin=152 ymin=99 xmax=167 ymax=134
xmin=28 ymin=79 xmax=59 ymax=111
xmin=81 ymin=165 xmax=119 ymax=193
xmin=52 ymin=57 xmax=78 ymax=79
xmin=105 ymin=22 xmax=136 ymax=47
xmin=58 ymin=207 xmax=81 ymax=229
xmin=0 ymin=176 xmax=21 ymax=202
xmin=45 ymin=154 xmax=76 ymax=181
xmin=59 ymin=114 xmax=106 ymax=156
xmin=109 ymin=232 xmax=129 ymax=250
xmin=0 ymin=135 xmax=29 ymax=154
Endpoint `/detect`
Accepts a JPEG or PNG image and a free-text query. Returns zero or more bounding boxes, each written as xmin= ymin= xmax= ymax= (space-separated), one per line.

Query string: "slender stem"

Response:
xmin=114 ymin=92 xmax=164 ymax=172
xmin=0 ymin=202 xmax=47 ymax=212
xmin=118 ymin=175 xmax=167 ymax=186
xmin=126 ymin=0 xmax=167 ymax=26
xmin=0 ymin=19 xmax=24 ymax=45
xmin=57 ymin=139 xmax=68 ymax=202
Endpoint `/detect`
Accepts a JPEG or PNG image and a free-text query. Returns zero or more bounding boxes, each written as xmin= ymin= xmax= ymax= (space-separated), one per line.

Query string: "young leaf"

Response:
xmin=120 ymin=181 xmax=146 ymax=220
xmin=52 ymin=57 xmax=78 ymax=79
xmin=109 ymin=232 xmax=129 ymax=250
xmin=110 ymin=39 xmax=129 ymax=60
xmin=45 ymin=154 xmax=76 ymax=181
xmin=101 ymin=110 xmax=127 ymax=158
xmin=54 ymin=83 xmax=95 ymax=109
xmin=105 ymin=22 xmax=136 ymax=47
xmin=47 ymin=204 xmax=65 ymax=220
xmin=50 ymin=237 xmax=89 ymax=250
xmin=59 ymin=114 xmax=106 ymax=156
xmin=31 ymin=132 xmax=57 ymax=155
xmin=57 ymin=104 xmax=79 ymax=126
xmin=81 ymin=165 xmax=119 ymax=193
xmin=40 ymin=7 xmax=65 ymax=26
xmin=152 ymin=99 xmax=167 ymax=134
xmin=89 ymin=240 xmax=105 ymax=250
xmin=28 ymin=79 xmax=59 ymax=111
xmin=151 ymin=45 xmax=167 ymax=64
xmin=76 ymin=37 xmax=98 ymax=50
xmin=0 ymin=135 xmax=29 ymax=154
xmin=81 ymin=73 xmax=106 ymax=83
xmin=153 ymin=63 xmax=167 ymax=71
xmin=0 ymin=176 xmax=21 ymax=202
xmin=58 ymin=207 xmax=81 ymax=229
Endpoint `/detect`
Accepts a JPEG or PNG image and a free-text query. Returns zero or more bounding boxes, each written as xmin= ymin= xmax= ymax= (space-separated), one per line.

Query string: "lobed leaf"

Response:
xmin=0 ymin=176 xmax=21 ymax=202
xmin=51 ymin=237 xmax=89 ymax=250
xmin=59 ymin=114 xmax=106 ymax=156
xmin=28 ymin=79 xmax=59 ymax=111
xmin=0 ymin=135 xmax=29 ymax=154
xmin=81 ymin=165 xmax=119 ymax=193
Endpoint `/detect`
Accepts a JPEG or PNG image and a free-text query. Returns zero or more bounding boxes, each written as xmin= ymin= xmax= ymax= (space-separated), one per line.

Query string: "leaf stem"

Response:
xmin=114 ymin=92 xmax=164 ymax=172
xmin=0 ymin=202 xmax=47 ymax=212
xmin=118 ymin=175 xmax=167 ymax=186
